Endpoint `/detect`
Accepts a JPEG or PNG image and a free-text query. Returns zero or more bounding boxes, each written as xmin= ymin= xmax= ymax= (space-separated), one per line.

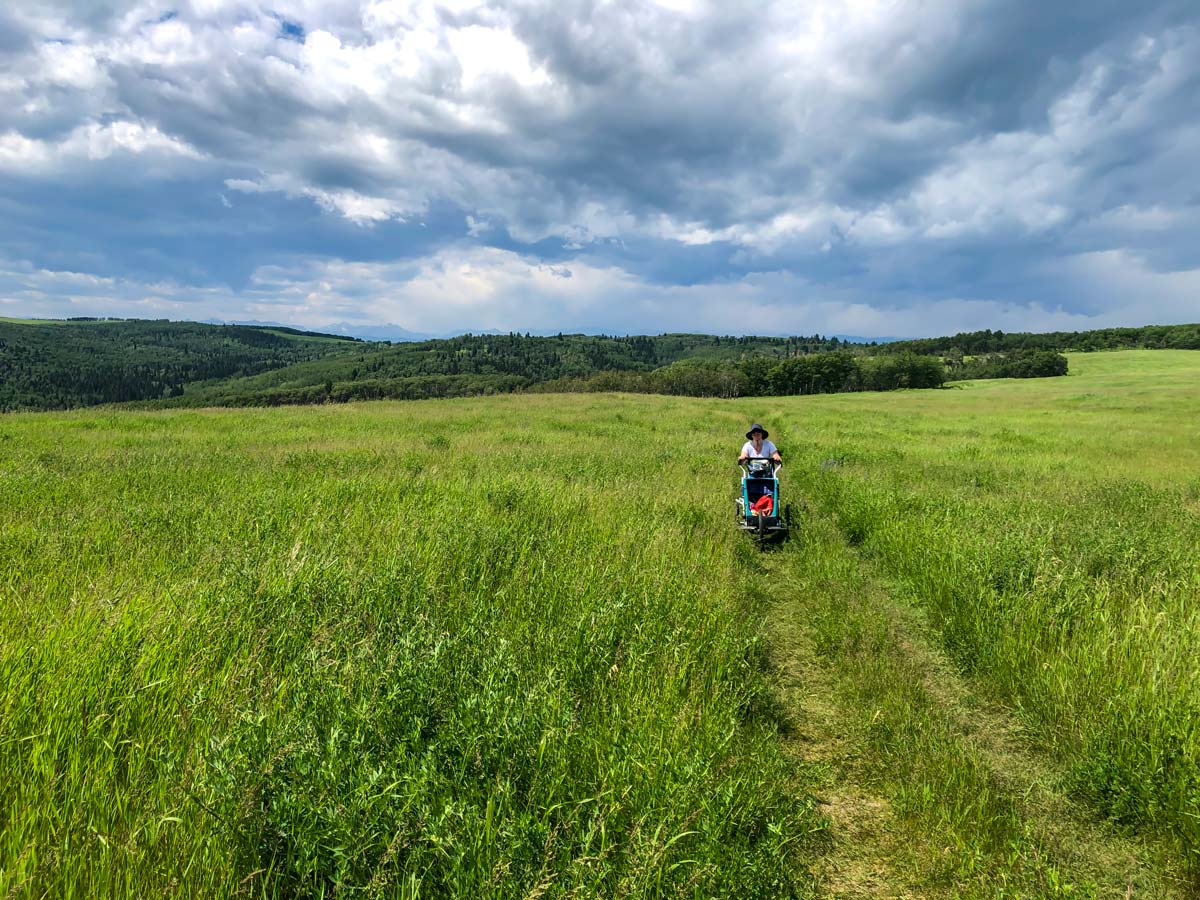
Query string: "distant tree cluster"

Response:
xmin=947 ymin=349 xmax=1069 ymax=381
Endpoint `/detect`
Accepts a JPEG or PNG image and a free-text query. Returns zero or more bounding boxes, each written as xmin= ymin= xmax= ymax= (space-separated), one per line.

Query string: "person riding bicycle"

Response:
xmin=738 ymin=423 xmax=782 ymax=467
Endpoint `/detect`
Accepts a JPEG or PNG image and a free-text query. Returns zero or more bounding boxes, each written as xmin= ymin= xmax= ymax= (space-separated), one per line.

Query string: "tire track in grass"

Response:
xmin=759 ymin=514 xmax=1185 ymax=899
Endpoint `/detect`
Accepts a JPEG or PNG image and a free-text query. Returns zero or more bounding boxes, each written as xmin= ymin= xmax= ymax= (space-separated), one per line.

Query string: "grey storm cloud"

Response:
xmin=0 ymin=0 xmax=1197 ymax=335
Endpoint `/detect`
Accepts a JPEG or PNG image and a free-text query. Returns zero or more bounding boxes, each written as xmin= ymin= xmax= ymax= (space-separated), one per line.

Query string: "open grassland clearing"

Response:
xmin=0 ymin=397 xmax=825 ymax=898
xmin=1 ymin=349 xmax=1197 ymax=897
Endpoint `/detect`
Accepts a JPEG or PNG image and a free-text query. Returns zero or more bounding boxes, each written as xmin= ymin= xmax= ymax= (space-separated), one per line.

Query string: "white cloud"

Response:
xmin=0 ymin=121 xmax=203 ymax=172
xmin=3 ymin=245 xmax=1196 ymax=338
xmin=39 ymin=39 xmax=109 ymax=89
xmin=225 ymin=172 xmax=406 ymax=223
xmin=69 ymin=120 xmax=205 ymax=160
xmin=1 ymin=0 xmax=1198 ymax=334
xmin=447 ymin=25 xmax=549 ymax=91
xmin=0 ymin=131 xmax=49 ymax=166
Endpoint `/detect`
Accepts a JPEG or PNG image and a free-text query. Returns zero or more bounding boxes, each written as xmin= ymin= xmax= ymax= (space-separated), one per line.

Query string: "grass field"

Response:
xmin=789 ymin=351 xmax=1200 ymax=855
xmin=0 ymin=395 xmax=823 ymax=898
xmin=774 ymin=350 xmax=1200 ymax=895
xmin=2 ymin=349 xmax=1198 ymax=897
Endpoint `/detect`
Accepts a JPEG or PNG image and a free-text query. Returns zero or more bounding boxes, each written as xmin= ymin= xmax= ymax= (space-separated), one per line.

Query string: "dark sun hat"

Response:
xmin=746 ymin=423 xmax=769 ymax=439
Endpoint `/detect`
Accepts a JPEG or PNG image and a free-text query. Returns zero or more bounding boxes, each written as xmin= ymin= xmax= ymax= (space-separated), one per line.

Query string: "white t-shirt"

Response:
xmin=740 ymin=439 xmax=778 ymax=459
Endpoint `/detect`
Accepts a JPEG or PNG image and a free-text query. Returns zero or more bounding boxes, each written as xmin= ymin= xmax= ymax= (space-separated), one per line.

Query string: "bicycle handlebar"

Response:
xmin=739 ymin=458 xmax=782 ymax=472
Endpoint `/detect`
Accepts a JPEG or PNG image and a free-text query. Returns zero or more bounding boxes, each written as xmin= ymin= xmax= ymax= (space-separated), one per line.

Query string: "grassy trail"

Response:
xmin=760 ymin=517 xmax=1187 ymax=898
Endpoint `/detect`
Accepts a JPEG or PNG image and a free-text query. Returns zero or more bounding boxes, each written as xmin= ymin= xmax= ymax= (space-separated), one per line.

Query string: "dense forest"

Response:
xmin=0 ymin=319 xmax=359 ymax=411
xmin=158 ymin=332 xmax=867 ymax=407
xmin=152 ymin=335 xmax=962 ymax=406
xmin=881 ymin=322 xmax=1200 ymax=355
xmin=5 ymin=318 xmax=1193 ymax=411
xmin=530 ymin=351 xmax=949 ymax=399
xmin=946 ymin=349 xmax=1070 ymax=380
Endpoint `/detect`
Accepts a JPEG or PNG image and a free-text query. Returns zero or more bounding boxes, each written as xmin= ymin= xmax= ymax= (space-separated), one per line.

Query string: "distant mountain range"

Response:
xmin=317 ymin=322 xmax=437 ymax=342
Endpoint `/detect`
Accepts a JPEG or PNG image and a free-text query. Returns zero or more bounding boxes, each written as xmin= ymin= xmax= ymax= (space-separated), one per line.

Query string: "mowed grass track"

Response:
xmin=0 ymin=399 xmax=823 ymax=898
xmin=776 ymin=350 xmax=1200 ymax=881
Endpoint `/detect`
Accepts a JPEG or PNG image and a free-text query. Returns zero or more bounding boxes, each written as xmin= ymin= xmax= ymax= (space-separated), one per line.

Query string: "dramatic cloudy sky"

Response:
xmin=1 ymin=0 xmax=1198 ymax=337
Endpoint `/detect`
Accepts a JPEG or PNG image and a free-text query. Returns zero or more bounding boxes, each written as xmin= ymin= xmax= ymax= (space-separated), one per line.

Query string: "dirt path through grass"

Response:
xmin=758 ymin=515 xmax=1187 ymax=898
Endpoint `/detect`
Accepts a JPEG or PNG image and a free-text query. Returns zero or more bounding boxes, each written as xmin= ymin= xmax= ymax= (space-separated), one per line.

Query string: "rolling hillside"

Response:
xmin=2 ymin=318 xmax=1192 ymax=412
xmin=0 ymin=318 xmax=362 ymax=411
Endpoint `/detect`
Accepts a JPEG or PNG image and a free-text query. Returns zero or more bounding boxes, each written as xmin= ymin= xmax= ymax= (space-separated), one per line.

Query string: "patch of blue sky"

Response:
xmin=274 ymin=15 xmax=306 ymax=42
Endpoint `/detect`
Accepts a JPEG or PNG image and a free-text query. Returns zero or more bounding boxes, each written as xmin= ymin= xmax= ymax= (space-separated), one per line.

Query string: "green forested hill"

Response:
xmin=0 ymin=319 xmax=361 ymax=411
xmin=0 ymin=323 xmax=854 ymax=410
xmin=141 ymin=323 xmax=1194 ymax=408
xmin=4 ymin=318 xmax=1191 ymax=412
xmin=162 ymin=332 xmax=862 ymax=406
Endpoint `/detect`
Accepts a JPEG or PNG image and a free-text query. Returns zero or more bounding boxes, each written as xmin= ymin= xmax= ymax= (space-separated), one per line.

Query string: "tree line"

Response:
xmin=9 ymin=317 xmax=1187 ymax=412
xmin=531 ymin=352 xmax=951 ymax=399
xmin=947 ymin=349 xmax=1069 ymax=380
xmin=880 ymin=323 xmax=1200 ymax=356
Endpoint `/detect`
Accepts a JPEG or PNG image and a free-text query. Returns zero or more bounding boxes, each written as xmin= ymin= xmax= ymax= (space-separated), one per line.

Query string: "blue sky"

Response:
xmin=1 ymin=0 xmax=1198 ymax=337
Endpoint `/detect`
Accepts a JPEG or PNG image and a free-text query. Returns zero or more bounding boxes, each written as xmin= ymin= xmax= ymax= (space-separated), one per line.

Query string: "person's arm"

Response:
xmin=737 ymin=441 xmax=750 ymax=464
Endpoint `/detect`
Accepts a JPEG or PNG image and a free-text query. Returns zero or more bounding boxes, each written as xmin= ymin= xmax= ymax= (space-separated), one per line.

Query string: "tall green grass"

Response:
xmin=782 ymin=350 xmax=1200 ymax=867
xmin=0 ymin=399 xmax=821 ymax=897
xmin=4 ymin=348 xmax=1198 ymax=894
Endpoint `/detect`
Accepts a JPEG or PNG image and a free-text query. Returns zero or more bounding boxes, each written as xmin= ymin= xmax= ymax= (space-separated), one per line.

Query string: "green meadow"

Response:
xmin=2 ymin=349 xmax=1198 ymax=897
xmin=776 ymin=349 xmax=1200 ymax=895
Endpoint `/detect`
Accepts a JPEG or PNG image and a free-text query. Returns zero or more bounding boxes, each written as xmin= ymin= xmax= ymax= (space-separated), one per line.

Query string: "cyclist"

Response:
xmin=738 ymin=423 xmax=782 ymax=465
